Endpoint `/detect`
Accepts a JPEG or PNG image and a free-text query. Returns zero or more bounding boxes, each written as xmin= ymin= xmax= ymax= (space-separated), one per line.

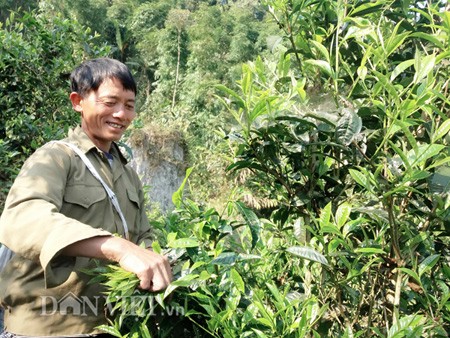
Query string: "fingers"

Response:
xmin=118 ymin=246 xmax=173 ymax=292
xmin=147 ymin=254 xmax=173 ymax=292
xmin=139 ymin=252 xmax=172 ymax=292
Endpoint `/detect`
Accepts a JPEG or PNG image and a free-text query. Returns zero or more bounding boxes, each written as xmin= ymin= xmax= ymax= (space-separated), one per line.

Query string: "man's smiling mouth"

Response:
xmin=107 ymin=122 xmax=125 ymax=129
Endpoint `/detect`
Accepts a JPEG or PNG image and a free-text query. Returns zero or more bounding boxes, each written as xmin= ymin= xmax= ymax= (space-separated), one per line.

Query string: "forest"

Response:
xmin=0 ymin=0 xmax=449 ymax=337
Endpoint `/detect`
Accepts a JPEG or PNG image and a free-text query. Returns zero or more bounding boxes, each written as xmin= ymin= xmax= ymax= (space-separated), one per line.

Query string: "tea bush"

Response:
xmin=95 ymin=0 xmax=449 ymax=336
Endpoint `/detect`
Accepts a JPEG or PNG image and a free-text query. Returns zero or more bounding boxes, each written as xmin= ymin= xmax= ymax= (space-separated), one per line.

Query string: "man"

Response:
xmin=0 ymin=58 xmax=172 ymax=337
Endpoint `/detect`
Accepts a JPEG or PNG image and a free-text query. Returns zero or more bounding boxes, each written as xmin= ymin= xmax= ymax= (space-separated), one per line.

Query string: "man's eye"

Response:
xmin=104 ymin=101 xmax=116 ymax=107
xmin=126 ymin=104 xmax=135 ymax=110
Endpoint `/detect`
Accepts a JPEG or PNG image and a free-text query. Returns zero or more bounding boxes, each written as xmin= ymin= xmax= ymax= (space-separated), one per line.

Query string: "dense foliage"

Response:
xmin=1 ymin=0 xmax=449 ymax=337
xmin=0 ymin=8 xmax=109 ymax=204
xmin=90 ymin=0 xmax=449 ymax=337
xmin=0 ymin=0 xmax=277 ymax=208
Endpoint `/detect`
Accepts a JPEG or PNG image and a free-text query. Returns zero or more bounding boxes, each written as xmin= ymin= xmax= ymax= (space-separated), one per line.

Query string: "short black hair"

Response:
xmin=70 ymin=58 xmax=137 ymax=97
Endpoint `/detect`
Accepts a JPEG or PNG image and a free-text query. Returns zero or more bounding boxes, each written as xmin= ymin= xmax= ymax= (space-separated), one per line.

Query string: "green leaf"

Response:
xmin=410 ymin=32 xmax=444 ymax=49
xmin=253 ymin=292 xmax=275 ymax=329
xmin=237 ymin=253 xmax=261 ymax=261
xmin=433 ymin=119 xmax=450 ymax=143
xmin=227 ymin=160 xmax=265 ymax=172
xmin=304 ymin=59 xmax=333 ymax=77
xmin=395 ymin=119 xmax=418 ymax=153
xmin=399 ymin=267 xmax=422 ymax=287
xmin=115 ymin=22 xmax=123 ymax=53
xmin=402 ymin=170 xmax=431 ymax=183
xmin=169 ymin=237 xmax=199 ymax=248
xmin=151 ymin=241 xmax=162 ymax=254
xmin=211 ymin=252 xmax=238 ymax=266
xmin=254 ymin=56 xmax=267 ymax=83
xmin=349 ymin=0 xmax=384 ymax=16
xmin=241 ymin=64 xmax=253 ymax=96
xmin=418 ymin=254 xmax=440 ymax=277
xmin=139 ymin=322 xmax=152 ymax=338
xmin=344 ymin=25 xmax=375 ymax=42
xmin=385 ymin=23 xmax=409 ymax=57
xmin=335 ymin=108 xmax=362 ymax=145
xmin=249 ymin=96 xmax=277 ymax=123
xmin=235 ymin=201 xmax=260 ymax=249
xmin=355 ymin=247 xmax=386 ymax=255
xmin=321 ymin=225 xmax=343 ymax=237
xmin=171 ymin=273 xmax=199 ymax=287
xmin=349 ymin=169 xmax=371 ymax=191
xmin=387 ymin=314 xmax=426 ymax=338
xmin=172 ymin=167 xmax=193 ymax=208
xmin=286 ymin=246 xmax=328 ymax=266
xmin=277 ymin=52 xmax=291 ymax=77
xmin=430 ymin=166 xmax=450 ymax=194
xmin=372 ymin=70 xmax=399 ymax=101
xmin=215 ymin=84 xmax=245 ymax=109
xmin=388 ymin=140 xmax=411 ymax=172
xmin=336 ymin=202 xmax=351 ymax=229
xmin=248 ymin=327 xmax=269 ymax=338
xmin=254 ymin=317 xmax=274 ymax=329
xmin=320 ymin=202 xmax=332 ymax=228
xmin=265 ymin=282 xmax=285 ymax=308
xmin=299 ymin=114 xmax=334 ymax=130
xmin=190 ymin=261 xmax=207 ymax=271
xmin=189 ymin=292 xmax=211 ymax=302
xmin=96 ymin=325 xmax=123 ymax=337
xmin=412 ymin=144 xmax=445 ymax=167
xmin=230 ymin=268 xmax=245 ymax=293
xmin=310 ymin=40 xmax=330 ymax=63
xmin=390 ymin=59 xmax=415 ymax=82
xmin=413 ymin=52 xmax=436 ymax=84
xmin=427 ymin=157 xmax=450 ymax=170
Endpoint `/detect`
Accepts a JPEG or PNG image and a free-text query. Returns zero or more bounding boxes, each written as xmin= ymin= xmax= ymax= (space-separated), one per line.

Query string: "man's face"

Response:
xmin=72 ymin=77 xmax=136 ymax=152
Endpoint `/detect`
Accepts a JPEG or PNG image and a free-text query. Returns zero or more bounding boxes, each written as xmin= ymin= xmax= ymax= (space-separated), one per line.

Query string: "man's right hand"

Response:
xmin=62 ymin=235 xmax=173 ymax=292
xmin=117 ymin=242 xmax=172 ymax=291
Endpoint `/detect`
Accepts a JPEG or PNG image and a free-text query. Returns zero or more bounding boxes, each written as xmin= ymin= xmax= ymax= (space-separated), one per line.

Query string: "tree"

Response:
xmin=0 ymin=8 xmax=109 ymax=209
xmin=0 ymin=0 xmax=37 ymax=22
xmin=165 ymin=8 xmax=192 ymax=112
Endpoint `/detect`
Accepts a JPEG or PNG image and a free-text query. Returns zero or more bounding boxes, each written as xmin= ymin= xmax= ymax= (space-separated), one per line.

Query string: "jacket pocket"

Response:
xmin=63 ymin=185 xmax=107 ymax=209
xmin=126 ymin=188 xmax=140 ymax=209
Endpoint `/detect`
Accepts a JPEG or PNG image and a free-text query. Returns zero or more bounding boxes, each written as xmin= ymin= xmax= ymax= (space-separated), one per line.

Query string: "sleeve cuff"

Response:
xmin=40 ymin=226 xmax=112 ymax=288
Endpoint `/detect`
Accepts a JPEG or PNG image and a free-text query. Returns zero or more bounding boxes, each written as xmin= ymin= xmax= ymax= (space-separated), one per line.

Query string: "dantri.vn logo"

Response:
xmin=40 ymin=292 xmax=184 ymax=317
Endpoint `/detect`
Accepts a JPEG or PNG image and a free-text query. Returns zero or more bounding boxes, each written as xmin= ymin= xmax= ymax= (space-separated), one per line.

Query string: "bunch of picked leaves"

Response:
xmin=85 ymin=264 xmax=170 ymax=338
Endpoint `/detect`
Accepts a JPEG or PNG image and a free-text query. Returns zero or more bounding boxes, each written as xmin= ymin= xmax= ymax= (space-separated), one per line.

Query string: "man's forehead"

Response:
xmin=93 ymin=79 xmax=136 ymax=101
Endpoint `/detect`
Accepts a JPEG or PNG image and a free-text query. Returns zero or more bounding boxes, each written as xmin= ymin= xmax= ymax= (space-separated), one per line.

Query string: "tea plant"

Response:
xmin=92 ymin=0 xmax=449 ymax=336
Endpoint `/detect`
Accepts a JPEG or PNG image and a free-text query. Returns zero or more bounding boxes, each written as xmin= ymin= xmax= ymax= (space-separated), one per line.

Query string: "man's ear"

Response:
xmin=69 ymin=92 xmax=83 ymax=112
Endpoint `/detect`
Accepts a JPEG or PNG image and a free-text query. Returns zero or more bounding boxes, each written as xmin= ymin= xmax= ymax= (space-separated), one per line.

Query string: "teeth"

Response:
xmin=108 ymin=122 xmax=123 ymax=129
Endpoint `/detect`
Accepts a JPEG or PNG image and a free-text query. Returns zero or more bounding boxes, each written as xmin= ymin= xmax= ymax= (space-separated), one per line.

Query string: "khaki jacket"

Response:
xmin=0 ymin=126 xmax=151 ymax=336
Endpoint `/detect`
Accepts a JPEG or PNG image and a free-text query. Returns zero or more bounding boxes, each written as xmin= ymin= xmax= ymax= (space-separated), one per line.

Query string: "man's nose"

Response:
xmin=113 ymin=108 xmax=125 ymax=118
xmin=113 ymin=105 xmax=134 ymax=119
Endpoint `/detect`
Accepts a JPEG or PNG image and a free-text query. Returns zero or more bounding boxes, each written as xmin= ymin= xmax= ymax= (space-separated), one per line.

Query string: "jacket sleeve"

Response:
xmin=0 ymin=143 xmax=112 ymax=286
xmin=131 ymin=170 xmax=153 ymax=248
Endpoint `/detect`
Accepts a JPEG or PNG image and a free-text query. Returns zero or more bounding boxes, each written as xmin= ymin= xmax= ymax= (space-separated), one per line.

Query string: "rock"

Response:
xmin=126 ymin=126 xmax=188 ymax=213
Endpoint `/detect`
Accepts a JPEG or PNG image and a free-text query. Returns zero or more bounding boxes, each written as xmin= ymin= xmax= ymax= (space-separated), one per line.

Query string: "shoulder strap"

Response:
xmin=55 ymin=141 xmax=130 ymax=240
xmin=0 ymin=244 xmax=14 ymax=271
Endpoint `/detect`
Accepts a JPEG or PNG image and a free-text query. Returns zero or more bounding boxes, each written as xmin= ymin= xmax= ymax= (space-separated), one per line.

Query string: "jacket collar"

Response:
xmin=66 ymin=126 xmax=128 ymax=165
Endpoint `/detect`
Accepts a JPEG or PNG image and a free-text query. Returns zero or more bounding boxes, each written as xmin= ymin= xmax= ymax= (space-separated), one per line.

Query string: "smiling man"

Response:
xmin=0 ymin=58 xmax=172 ymax=337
